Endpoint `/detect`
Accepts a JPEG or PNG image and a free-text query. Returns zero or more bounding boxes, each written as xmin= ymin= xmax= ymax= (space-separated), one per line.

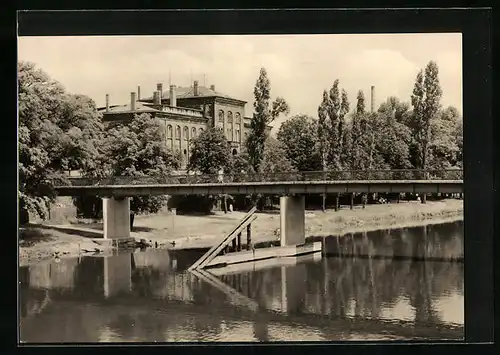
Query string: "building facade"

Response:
xmin=99 ymin=81 xmax=261 ymax=169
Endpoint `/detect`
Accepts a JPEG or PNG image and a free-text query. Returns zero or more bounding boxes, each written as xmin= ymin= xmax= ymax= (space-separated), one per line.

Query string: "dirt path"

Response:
xmin=19 ymin=199 xmax=463 ymax=266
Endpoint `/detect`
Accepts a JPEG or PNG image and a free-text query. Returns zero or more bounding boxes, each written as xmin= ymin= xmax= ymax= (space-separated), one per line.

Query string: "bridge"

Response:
xmin=51 ymin=169 xmax=463 ymax=242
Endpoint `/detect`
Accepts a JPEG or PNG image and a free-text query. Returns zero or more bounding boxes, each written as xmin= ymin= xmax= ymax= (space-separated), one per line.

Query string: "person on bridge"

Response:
xmin=217 ymin=168 xmax=224 ymax=183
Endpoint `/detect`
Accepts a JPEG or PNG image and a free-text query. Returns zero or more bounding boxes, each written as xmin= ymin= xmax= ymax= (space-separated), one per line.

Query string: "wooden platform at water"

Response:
xmin=204 ymin=241 xmax=322 ymax=269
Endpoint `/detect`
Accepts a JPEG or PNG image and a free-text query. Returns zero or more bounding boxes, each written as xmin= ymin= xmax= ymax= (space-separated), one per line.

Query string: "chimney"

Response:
xmin=157 ymin=83 xmax=163 ymax=97
xmin=105 ymin=94 xmax=109 ymax=112
xmin=153 ymin=91 xmax=161 ymax=105
xmin=130 ymin=92 xmax=136 ymax=111
xmin=169 ymin=85 xmax=177 ymax=107
xmin=193 ymin=80 xmax=199 ymax=96
xmin=210 ymin=84 xmax=215 ymax=91
xmin=370 ymin=85 xmax=375 ymax=113
xmin=137 ymin=86 xmax=141 ymax=100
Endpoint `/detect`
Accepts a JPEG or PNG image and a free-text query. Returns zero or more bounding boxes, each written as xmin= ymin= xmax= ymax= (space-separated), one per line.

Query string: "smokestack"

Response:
xmin=169 ymin=85 xmax=177 ymax=107
xmin=370 ymin=85 xmax=375 ymax=113
xmin=137 ymin=86 xmax=141 ymax=100
xmin=157 ymin=83 xmax=163 ymax=97
xmin=210 ymin=84 xmax=215 ymax=91
xmin=153 ymin=91 xmax=161 ymax=105
xmin=130 ymin=92 xmax=136 ymax=111
xmin=193 ymin=80 xmax=199 ymax=96
xmin=105 ymin=94 xmax=109 ymax=112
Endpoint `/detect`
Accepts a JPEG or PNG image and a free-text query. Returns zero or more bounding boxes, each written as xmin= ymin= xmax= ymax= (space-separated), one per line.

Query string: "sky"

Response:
xmin=18 ymin=34 xmax=462 ymax=132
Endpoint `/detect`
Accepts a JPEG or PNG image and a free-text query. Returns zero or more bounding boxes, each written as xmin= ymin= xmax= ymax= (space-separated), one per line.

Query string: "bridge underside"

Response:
xmin=55 ymin=180 xmax=463 ymax=197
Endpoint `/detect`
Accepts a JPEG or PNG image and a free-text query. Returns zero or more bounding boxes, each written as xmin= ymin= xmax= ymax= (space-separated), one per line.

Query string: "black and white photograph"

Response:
xmin=18 ymin=29 xmax=466 ymax=343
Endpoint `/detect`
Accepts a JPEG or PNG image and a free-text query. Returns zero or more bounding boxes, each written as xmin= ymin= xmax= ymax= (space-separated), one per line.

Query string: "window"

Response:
xmin=236 ymin=130 xmax=240 ymax=142
xmin=176 ymin=125 xmax=181 ymax=139
xmin=235 ymin=112 xmax=241 ymax=123
xmin=227 ymin=129 xmax=233 ymax=141
xmin=218 ymin=110 xmax=224 ymax=122
xmin=183 ymin=126 xmax=189 ymax=140
xmin=167 ymin=125 xmax=173 ymax=139
xmin=191 ymin=127 xmax=196 ymax=138
xmin=227 ymin=111 xmax=233 ymax=123
xmin=199 ymin=128 xmax=204 ymax=135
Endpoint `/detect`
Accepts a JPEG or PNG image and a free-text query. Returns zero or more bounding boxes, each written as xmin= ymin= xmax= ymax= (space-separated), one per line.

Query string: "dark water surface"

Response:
xmin=19 ymin=221 xmax=464 ymax=343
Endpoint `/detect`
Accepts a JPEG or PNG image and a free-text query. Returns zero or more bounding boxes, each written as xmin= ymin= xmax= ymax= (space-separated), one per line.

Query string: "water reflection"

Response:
xmin=19 ymin=222 xmax=464 ymax=343
xmin=323 ymin=221 xmax=464 ymax=261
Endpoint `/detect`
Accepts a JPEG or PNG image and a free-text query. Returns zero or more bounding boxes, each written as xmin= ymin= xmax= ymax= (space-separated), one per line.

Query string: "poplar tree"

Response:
xmin=350 ymin=90 xmax=366 ymax=170
xmin=411 ymin=60 xmax=443 ymax=203
xmin=326 ymin=80 xmax=342 ymax=169
xmin=246 ymin=67 xmax=289 ymax=173
xmin=317 ymin=91 xmax=330 ymax=211
xmin=339 ymin=89 xmax=351 ymax=169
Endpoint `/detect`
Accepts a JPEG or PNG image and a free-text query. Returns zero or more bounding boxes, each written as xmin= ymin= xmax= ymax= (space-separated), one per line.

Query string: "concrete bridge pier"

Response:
xmin=102 ymin=197 xmax=131 ymax=239
xmin=280 ymin=196 xmax=306 ymax=246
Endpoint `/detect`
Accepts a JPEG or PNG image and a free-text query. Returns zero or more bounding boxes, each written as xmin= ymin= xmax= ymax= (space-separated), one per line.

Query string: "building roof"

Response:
xmin=142 ymin=85 xmax=246 ymax=103
xmin=100 ymin=102 xmax=160 ymax=114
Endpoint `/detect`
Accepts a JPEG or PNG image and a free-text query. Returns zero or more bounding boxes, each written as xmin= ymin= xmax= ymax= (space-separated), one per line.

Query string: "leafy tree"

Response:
xmin=227 ymin=152 xmax=253 ymax=176
xmin=246 ymin=67 xmax=289 ymax=173
xmin=188 ymin=126 xmax=232 ymax=175
xmin=105 ymin=113 xmax=180 ymax=227
xmin=260 ymin=137 xmax=295 ymax=175
xmin=276 ymin=114 xmax=322 ymax=172
xmin=427 ymin=106 xmax=462 ymax=172
xmin=186 ymin=126 xmax=233 ymax=214
xmin=18 ymin=61 xmax=90 ymax=224
xmin=375 ymin=102 xmax=412 ymax=172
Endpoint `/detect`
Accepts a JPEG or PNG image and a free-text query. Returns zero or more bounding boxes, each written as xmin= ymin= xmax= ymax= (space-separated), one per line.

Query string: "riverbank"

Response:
xmin=19 ymin=199 xmax=463 ymax=266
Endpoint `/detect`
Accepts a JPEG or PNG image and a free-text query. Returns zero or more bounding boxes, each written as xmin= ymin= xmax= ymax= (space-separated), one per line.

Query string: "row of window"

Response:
xmin=165 ymin=122 xmax=248 ymax=143
xmin=166 ymin=125 xmax=204 ymax=140
xmin=218 ymin=110 xmax=241 ymax=123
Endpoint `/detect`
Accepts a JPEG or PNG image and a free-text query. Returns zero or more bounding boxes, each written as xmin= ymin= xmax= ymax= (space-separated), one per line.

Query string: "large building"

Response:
xmin=99 ymin=81 xmax=266 ymax=169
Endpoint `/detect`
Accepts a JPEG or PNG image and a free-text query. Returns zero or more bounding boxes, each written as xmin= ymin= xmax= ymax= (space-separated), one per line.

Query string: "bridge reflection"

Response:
xmin=20 ymin=243 xmax=463 ymax=342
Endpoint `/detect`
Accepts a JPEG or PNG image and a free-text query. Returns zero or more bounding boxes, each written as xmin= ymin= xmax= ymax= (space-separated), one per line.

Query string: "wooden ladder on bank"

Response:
xmin=188 ymin=207 xmax=257 ymax=270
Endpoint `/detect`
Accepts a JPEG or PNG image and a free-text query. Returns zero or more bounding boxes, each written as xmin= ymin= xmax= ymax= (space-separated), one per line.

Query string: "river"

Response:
xmin=19 ymin=221 xmax=464 ymax=343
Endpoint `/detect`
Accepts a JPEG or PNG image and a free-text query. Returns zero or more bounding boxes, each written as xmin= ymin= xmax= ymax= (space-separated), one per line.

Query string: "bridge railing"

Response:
xmin=59 ymin=169 xmax=463 ymax=187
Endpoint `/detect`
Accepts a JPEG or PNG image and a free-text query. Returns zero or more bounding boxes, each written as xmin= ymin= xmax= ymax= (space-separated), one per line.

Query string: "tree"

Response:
xmin=427 ymin=106 xmax=462 ymax=172
xmin=276 ymin=114 xmax=322 ymax=172
xmin=411 ymin=61 xmax=443 ymax=173
xmin=375 ymin=101 xmax=412 ymax=172
xmin=18 ymin=61 xmax=93 ymax=224
xmin=255 ymin=137 xmax=295 ymax=210
xmin=317 ymin=90 xmax=330 ymax=172
xmin=105 ymin=113 xmax=180 ymax=227
xmin=356 ymin=89 xmax=366 ymax=114
xmin=260 ymin=137 xmax=295 ymax=175
xmin=326 ymin=80 xmax=342 ymax=169
xmin=246 ymin=67 xmax=289 ymax=173
xmin=188 ymin=126 xmax=232 ymax=175
xmin=186 ymin=127 xmax=233 ymax=213
xmin=339 ymin=89 xmax=351 ymax=168
xmin=349 ymin=90 xmax=369 ymax=170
